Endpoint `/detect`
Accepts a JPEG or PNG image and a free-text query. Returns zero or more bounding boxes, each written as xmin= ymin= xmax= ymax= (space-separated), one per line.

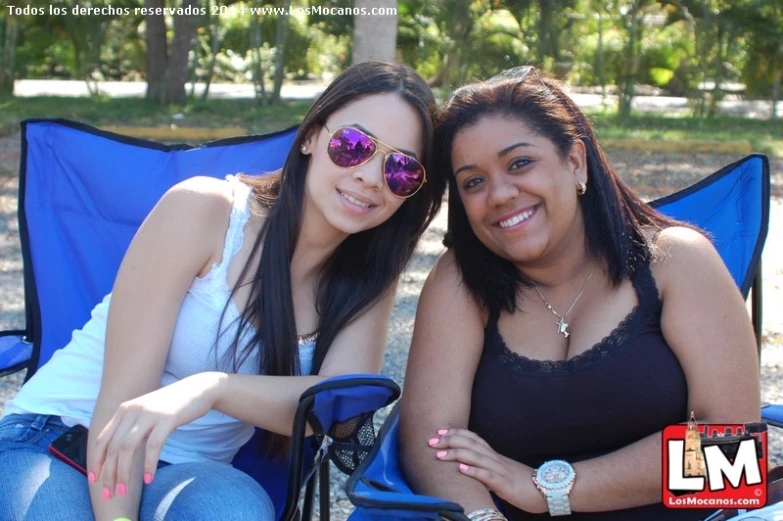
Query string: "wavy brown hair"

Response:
xmin=436 ymin=68 xmax=685 ymax=314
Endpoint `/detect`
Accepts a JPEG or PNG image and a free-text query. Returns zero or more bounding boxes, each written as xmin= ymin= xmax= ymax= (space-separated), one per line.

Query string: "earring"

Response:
xmin=577 ymin=181 xmax=587 ymax=195
xmin=301 ymin=144 xmax=308 ymax=153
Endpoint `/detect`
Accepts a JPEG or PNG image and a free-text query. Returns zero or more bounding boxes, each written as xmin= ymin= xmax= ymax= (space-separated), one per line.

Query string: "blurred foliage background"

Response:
xmin=0 ymin=0 xmax=781 ymax=118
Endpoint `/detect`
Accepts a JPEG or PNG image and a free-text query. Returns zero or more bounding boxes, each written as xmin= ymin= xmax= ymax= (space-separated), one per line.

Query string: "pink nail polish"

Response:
xmin=437 ymin=429 xmax=448 ymax=435
xmin=117 ymin=482 xmax=127 ymax=497
xmin=428 ymin=438 xmax=439 ymax=446
xmin=436 ymin=450 xmax=448 ymax=459
xmin=88 ymin=472 xmax=96 ymax=484
xmin=144 ymin=472 xmax=153 ymax=485
xmin=103 ymin=486 xmax=112 ymax=500
xmin=460 ymin=464 xmax=469 ymax=471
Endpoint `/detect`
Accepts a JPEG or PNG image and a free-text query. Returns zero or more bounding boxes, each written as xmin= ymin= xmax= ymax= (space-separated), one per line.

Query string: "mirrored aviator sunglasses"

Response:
xmin=324 ymin=125 xmax=427 ymax=198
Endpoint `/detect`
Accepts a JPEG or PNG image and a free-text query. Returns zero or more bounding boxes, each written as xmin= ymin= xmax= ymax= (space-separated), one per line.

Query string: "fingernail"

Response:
xmin=144 ymin=472 xmax=153 ymax=485
xmin=103 ymin=486 xmax=112 ymax=500
xmin=437 ymin=429 xmax=448 ymax=435
xmin=459 ymin=463 xmax=469 ymax=471
xmin=436 ymin=450 xmax=448 ymax=459
xmin=88 ymin=471 xmax=96 ymax=484
xmin=428 ymin=438 xmax=439 ymax=446
xmin=117 ymin=482 xmax=127 ymax=497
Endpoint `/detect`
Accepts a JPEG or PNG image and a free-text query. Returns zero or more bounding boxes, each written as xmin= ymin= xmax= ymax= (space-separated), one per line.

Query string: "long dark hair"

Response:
xmin=221 ymin=61 xmax=443 ymax=458
xmin=436 ymin=69 xmax=683 ymax=314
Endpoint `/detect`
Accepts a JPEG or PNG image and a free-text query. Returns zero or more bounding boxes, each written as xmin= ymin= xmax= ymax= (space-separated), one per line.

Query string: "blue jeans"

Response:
xmin=0 ymin=414 xmax=275 ymax=521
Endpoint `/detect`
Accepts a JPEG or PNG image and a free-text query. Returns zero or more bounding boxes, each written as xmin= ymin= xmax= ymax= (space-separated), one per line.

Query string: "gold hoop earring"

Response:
xmin=577 ymin=181 xmax=587 ymax=195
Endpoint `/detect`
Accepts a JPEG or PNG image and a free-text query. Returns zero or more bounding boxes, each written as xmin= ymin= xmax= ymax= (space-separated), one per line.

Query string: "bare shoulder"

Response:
xmin=159 ymin=176 xmax=237 ymax=229
xmin=422 ymin=250 xmax=473 ymax=303
xmin=649 ymin=226 xmax=728 ymax=297
xmin=164 ymin=176 xmax=234 ymax=211
xmin=419 ymin=249 xmax=487 ymax=332
xmin=148 ymin=177 xmax=239 ymax=265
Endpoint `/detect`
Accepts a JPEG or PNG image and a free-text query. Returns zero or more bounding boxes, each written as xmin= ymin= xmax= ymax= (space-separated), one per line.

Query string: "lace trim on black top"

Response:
xmin=487 ymin=261 xmax=663 ymax=375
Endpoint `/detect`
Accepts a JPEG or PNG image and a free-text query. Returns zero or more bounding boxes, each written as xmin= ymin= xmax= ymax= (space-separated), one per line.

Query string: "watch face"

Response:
xmin=538 ymin=460 xmax=574 ymax=487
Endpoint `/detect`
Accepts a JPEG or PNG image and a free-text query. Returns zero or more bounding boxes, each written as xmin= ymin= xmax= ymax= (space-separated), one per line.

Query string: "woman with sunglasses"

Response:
xmin=0 ymin=61 xmax=444 ymax=521
xmin=398 ymin=68 xmax=760 ymax=520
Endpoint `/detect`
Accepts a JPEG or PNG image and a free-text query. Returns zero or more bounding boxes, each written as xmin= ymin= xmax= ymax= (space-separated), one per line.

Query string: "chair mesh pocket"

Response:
xmin=325 ymin=411 xmax=377 ymax=475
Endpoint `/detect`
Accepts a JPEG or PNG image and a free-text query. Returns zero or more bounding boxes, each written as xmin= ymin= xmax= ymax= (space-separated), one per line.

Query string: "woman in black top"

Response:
xmin=399 ymin=68 xmax=760 ymax=520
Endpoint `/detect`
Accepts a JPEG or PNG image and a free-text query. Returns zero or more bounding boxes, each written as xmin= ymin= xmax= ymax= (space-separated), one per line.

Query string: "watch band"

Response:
xmin=546 ymin=487 xmax=572 ymax=516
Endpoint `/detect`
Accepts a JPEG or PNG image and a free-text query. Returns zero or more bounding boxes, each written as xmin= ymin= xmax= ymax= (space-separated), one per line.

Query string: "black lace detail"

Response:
xmin=489 ymin=261 xmax=663 ymax=375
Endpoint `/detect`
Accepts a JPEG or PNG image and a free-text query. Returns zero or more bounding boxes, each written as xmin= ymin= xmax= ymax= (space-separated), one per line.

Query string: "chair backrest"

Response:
xmin=346 ymin=154 xmax=771 ymax=521
xmin=16 ymin=119 xmax=299 ymax=518
xmin=651 ymin=154 xmax=769 ymax=298
xmin=18 ymin=119 xmax=297 ymax=374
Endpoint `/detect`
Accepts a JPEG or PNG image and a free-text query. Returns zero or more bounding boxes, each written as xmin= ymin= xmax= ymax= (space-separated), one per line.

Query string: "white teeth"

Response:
xmin=339 ymin=190 xmax=371 ymax=208
xmin=499 ymin=208 xmax=535 ymax=228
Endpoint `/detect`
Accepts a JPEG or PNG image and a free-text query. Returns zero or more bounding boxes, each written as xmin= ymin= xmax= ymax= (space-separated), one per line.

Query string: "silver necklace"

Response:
xmin=534 ymin=268 xmax=596 ymax=338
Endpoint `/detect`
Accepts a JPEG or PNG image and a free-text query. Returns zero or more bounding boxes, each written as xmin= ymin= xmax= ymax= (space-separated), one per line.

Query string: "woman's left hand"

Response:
xmin=430 ymin=428 xmax=548 ymax=514
xmin=91 ymin=372 xmax=225 ymax=495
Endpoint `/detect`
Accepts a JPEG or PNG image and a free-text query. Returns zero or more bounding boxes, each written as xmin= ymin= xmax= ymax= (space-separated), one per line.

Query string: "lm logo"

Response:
xmin=662 ymin=413 xmax=768 ymax=509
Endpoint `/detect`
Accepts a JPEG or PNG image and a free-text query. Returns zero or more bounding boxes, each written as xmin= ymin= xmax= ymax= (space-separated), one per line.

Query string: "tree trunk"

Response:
xmin=271 ymin=0 xmax=292 ymax=104
xmin=0 ymin=12 xmax=19 ymax=94
xmin=250 ymin=0 xmax=268 ymax=106
xmin=619 ymin=1 xmax=643 ymax=118
xmin=352 ymin=0 xmax=398 ymax=64
xmin=772 ymin=54 xmax=781 ymax=120
xmin=537 ymin=0 xmax=552 ymax=66
xmin=167 ymin=0 xmax=199 ymax=105
xmin=427 ymin=51 xmax=454 ymax=88
xmin=201 ymin=0 xmax=222 ymax=101
xmin=145 ymin=0 xmax=168 ymax=103
xmin=708 ymin=26 xmax=726 ymax=118
xmin=596 ymin=3 xmax=606 ymax=98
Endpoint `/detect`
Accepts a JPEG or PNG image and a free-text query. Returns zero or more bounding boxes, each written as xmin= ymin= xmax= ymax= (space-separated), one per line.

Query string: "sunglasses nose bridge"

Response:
xmin=352 ymin=152 xmax=386 ymax=190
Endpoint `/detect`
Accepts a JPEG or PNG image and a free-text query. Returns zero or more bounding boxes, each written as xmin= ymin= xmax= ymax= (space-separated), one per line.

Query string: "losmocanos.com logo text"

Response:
xmin=662 ymin=413 xmax=768 ymax=509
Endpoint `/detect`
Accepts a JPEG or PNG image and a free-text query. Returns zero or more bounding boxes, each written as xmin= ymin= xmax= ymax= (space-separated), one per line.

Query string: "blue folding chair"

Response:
xmin=346 ymin=154 xmax=782 ymax=520
xmin=0 ymin=119 xmax=402 ymax=521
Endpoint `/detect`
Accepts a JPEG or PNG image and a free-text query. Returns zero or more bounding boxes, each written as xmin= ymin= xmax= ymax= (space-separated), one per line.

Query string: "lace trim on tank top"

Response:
xmin=191 ymin=174 xmax=252 ymax=292
xmin=488 ymin=261 xmax=663 ymax=374
xmin=191 ymin=175 xmax=319 ymax=348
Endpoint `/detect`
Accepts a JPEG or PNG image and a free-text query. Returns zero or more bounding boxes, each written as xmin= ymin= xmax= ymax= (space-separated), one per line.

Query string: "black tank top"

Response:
xmin=469 ymin=261 xmax=714 ymax=520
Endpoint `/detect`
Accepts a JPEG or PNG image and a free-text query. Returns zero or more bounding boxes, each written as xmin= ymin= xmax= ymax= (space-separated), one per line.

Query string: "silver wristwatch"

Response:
xmin=532 ymin=460 xmax=576 ymax=516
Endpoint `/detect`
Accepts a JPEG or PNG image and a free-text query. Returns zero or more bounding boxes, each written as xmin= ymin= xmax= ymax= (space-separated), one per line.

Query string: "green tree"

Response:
xmin=617 ymin=0 xmax=656 ymax=117
xmin=145 ymin=0 xmax=201 ymax=105
xmin=734 ymin=0 xmax=783 ymax=118
xmin=0 ymin=11 xmax=20 ymax=93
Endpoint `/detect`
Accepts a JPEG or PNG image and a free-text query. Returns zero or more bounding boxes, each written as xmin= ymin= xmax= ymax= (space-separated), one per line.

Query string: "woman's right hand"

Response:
xmin=90 ymin=372 xmax=225 ymax=498
xmin=86 ymin=177 xmax=234 ymax=519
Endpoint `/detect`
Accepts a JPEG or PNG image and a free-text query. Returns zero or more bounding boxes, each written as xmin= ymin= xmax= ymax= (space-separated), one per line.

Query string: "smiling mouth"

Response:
xmin=337 ymin=188 xmax=375 ymax=209
xmin=498 ymin=206 xmax=537 ymax=228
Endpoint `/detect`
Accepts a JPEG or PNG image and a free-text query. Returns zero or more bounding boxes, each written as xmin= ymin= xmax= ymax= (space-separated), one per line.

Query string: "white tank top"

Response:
xmin=3 ymin=175 xmax=316 ymax=465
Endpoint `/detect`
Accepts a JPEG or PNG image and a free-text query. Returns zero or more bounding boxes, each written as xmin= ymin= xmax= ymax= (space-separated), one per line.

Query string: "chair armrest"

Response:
xmin=761 ymin=403 xmax=783 ymax=429
xmin=279 ymin=374 xmax=402 ymax=521
xmin=346 ymin=402 xmax=468 ymax=521
xmin=300 ymin=374 xmax=401 ymax=432
xmin=0 ymin=331 xmax=33 ymax=378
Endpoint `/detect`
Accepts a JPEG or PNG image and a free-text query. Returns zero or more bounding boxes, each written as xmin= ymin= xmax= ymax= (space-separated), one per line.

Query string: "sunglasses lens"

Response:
xmin=328 ymin=127 xmax=376 ymax=167
xmin=385 ymin=153 xmax=425 ymax=197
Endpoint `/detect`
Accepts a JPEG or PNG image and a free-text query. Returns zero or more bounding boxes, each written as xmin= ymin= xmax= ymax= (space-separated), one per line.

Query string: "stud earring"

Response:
xmin=301 ymin=144 xmax=308 ymax=153
xmin=577 ymin=181 xmax=587 ymax=195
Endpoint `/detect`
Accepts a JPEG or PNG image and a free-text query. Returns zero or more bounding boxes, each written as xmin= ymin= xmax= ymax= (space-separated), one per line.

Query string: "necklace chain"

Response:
xmin=534 ymin=268 xmax=596 ymax=338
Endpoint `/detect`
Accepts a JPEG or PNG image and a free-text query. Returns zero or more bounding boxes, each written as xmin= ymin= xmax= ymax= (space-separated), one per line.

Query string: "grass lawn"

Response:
xmin=1 ymin=95 xmax=781 ymax=157
xmin=0 ymin=95 xmax=312 ymax=135
xmin=588 ymin=112 xmax=783 ymax=158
